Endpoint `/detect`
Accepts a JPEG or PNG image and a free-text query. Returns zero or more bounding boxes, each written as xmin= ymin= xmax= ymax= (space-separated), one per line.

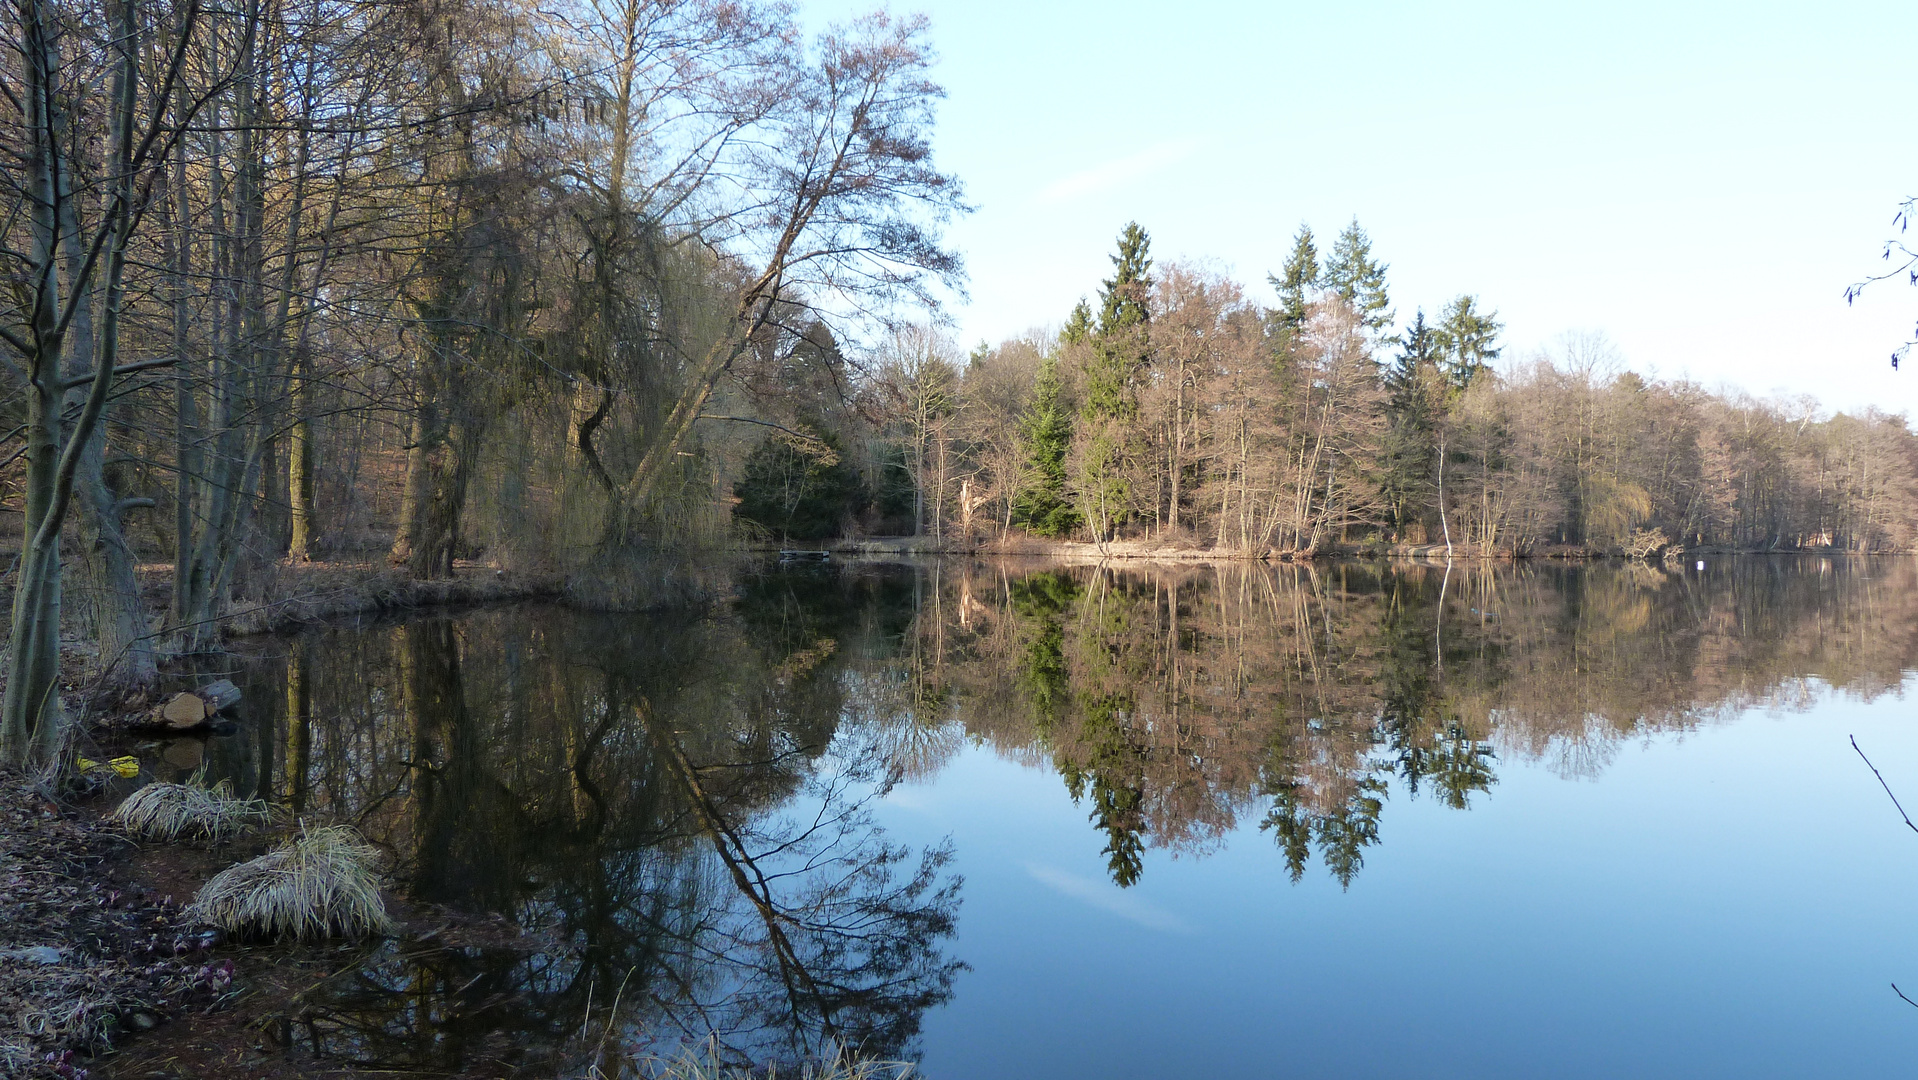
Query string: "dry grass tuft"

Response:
xmin=0 ymin=959 xmax=145 ymax=1072
xmin=109 ymin=778 xmax=270 ymax=843
xmin=187 ymin=825 xmax=394 ymax=941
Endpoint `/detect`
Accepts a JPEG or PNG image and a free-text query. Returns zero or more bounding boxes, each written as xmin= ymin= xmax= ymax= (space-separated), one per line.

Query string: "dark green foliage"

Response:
xmin=1061 ymin=298 xmax=1094 ymax=345
xmin=868 ymin=441 xmax=919 ymax=535
xmin=1385 ymin=310 xmax=1441 ymax=407
xmin=1012 ymin=569 xmax=1147 ymax=887
xmin=1071 ymin=692 xmax=1147 ymax=888
xmin=1012 ymin=355 xmax=1081 ymax=537
xmin=1083 ymin=222 xmax=1153 ymax=422
xmin=1260 ymin=768 xmax=1387 ymax=889
xmin=1098 ymin=223 xmax=1153 ymax=335
xmin=1268 ymin=223 xmax=1320 ymax=333
xmin=732 ymin=425 xmax=867 ymax=541
xmin=1434 ymin=294 xmax=1502 ymax=390
xmin=1071 ymin=224 xmax=1154 ymax=539
xmin=1011 ymin=571 xmax=1080 ymax=732
xmin=1323 ymin=218 xmax=1393 ymax=333
xmin=1374 ymin=580 xmax=1497 ymax=809
xmin=1379 ymin=310 xmax=1444 ymax=535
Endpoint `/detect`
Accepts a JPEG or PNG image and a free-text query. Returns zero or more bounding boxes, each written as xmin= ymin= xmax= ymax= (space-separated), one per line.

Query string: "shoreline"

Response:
xmin=157 ymin=546 xmax=1918 ymax=645
xmin=758 ymin=538 xmax=1912 ymax=563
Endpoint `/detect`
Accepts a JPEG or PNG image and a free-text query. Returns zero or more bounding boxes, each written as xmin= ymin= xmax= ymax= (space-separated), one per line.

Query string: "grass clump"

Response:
xmin=110 ymin=778 xmax=270 ymax=843
xmin=188 ymin=825 xmax=394 ymax=941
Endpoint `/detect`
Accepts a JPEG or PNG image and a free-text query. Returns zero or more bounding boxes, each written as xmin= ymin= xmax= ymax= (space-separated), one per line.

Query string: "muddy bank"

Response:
xmin=0 ymin=773 xmax=236 ymax=1079
xmin=0 ymin=771 xmax=557 ymax=1080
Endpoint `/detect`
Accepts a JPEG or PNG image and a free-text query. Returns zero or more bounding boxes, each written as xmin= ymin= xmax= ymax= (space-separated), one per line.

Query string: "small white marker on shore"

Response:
xmin=1696 ymin=560 xmax=1705 ymax=571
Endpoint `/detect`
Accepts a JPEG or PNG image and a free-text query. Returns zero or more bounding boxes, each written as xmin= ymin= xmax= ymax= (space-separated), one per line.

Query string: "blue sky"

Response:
xmin=797 ymin=0 xmax=1918 ymax=415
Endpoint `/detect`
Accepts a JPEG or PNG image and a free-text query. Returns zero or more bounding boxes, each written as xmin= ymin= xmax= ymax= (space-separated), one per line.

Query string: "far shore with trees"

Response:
xmin=744 ymin=219 xmax=1918 ymax=568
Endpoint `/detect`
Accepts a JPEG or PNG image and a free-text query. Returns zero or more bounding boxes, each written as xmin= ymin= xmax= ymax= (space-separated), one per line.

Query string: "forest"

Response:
xmin=763 ymin=219 xmax=1918 ymax=563
xmin=5 ymin=0 xmax=1918 ymax=769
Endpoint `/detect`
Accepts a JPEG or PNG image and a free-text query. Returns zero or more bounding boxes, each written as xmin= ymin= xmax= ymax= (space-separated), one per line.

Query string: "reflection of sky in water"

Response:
xmin=874 ymin=685 xmax=1918 ymax=1078
xmin=1021 ymin=862 xmax=1193 ymax=935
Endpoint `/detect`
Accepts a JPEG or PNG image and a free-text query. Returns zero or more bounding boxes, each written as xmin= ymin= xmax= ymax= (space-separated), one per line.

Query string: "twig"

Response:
xmin=1850 ymin=735 xmax=1918 ymax=835
xmin=1894 ymin=983 xmax=1918 ymax=1010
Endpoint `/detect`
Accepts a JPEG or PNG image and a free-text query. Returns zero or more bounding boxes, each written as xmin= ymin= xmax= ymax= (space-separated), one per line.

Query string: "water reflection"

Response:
xmin=187 ymin=555 xmax=1918 ymax=1072
xmin=204 ymin=576 xmax=963 ymax=1073
xmin=900 ymin=558 xmax=1915 ymax=888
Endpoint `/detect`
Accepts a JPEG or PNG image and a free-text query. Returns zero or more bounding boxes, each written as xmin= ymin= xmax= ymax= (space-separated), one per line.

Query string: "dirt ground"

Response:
xmin=0 ymin=771 xmax=542 ymax=1080
xmin=0 ymin=772 xmax=236 ymax=1080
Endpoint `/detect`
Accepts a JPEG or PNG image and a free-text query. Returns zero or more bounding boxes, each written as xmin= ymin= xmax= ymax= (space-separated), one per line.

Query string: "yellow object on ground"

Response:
xmin=77 ymin=756 xmax=140 ymax=778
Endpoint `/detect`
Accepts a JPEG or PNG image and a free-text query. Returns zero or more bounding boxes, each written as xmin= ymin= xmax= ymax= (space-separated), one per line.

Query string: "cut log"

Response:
xmin=200 ymin=679 xmax=242 ymax=714
xmin=159 ymin=692 xmax=207 ymax=729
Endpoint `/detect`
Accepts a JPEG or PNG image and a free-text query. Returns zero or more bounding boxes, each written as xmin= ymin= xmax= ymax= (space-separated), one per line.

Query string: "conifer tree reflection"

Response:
xmin=1013 ymin=569 xmax=1150 ymax=887
xmin=1062 ymin=692 xmax=1148 ymax=887
xmin=1375 ymin=579 xmax=1496 ymax=810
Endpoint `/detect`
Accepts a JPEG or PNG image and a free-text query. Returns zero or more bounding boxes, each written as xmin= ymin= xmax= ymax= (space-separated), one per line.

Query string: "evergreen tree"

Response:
xmin=732 ymin=425 xmax=867 ymax=540
xmin=1011 ymin=354 xmax=1081 ymax=536
xmin=1267 ymin=223 xmax=1320 ymax=333
xmin=1084 ymin=222 xmax=1153 ymax=420
xmin=1379 ymin=310 xmax=1444 ymax=536
xmin=1074 ymin=224 xmax=1154 ymax=540
xmin=1433 ymin=295 xmax=1502 ymax=390
xmin=1098 ymin=222 xmax=1153 ymax=336
xmin=1385 ymin=309 xmax=1441 ymax=406
xmin=1323 ymin=218 xmax=1393 ymax=334
xmin=1062 ymin=298 xmax=1094 ymax=345
xmin=1417 ymin=296 xmax=1501 ymax=555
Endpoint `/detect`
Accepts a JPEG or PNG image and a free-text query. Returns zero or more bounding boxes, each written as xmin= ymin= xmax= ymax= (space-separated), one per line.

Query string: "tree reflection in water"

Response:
xmin=189 ymin=555 xmax=1918 ymax=1070
xmin=205 ymin=573 xmax=963 ymax=1074
xmin=917 ymin=557 xmax=1918 ymax=888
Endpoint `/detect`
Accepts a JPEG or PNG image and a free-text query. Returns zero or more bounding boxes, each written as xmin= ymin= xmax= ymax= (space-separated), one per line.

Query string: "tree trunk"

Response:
xmin=287 ymin=360 xmax=315 ymax=560
xmin=75 ymin=431 xmax=158 ymax=691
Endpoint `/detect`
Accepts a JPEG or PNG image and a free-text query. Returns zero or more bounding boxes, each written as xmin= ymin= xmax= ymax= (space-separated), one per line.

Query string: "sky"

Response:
xmin=792 ymin=0 xmax=1918 ymax=416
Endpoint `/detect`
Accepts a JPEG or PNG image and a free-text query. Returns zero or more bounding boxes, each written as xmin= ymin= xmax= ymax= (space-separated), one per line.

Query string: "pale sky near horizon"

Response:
xmin=795 ymin=0 xmax=1918 ymax=417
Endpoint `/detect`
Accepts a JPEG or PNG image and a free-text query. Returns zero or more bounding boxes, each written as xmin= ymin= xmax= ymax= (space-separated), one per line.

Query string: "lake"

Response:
xmin=177 ymin=556 xmax=1918 ymax=1077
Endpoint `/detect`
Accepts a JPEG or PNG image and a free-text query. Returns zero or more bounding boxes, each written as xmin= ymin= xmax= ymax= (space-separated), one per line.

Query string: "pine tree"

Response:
xmin=1011 ymin=354 xmax=1081 ymax=537
xmin=1385 ymin=309 xmax=1441 ymax=407
xmin=1267 ymin=223 xmax=1320 ymax=333
xmin=1075 ymin=223 xmax=1153 ymax=540
xmin=1098 ymin=222 xmax=1153 ymax=336
xmin=732 ymin=425 xmax=867 ymax=540
xmin=1379 ymin=310 xmax=1444 ymax=536
xmin=1421 ymin=296 xmax=1501 ymax=555
xmin=1083 ymin=222 xmax=1153 ymax=421
xmin=1433 ymin=295 xmax=1502 ymax=390
xmin=1323 ymin=218 xmax=1393 ymax=334
xmin=1062 ymin=298 xmax=1094 ymax=345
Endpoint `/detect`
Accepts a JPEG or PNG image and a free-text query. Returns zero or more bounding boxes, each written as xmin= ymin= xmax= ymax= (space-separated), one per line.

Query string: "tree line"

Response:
xmin=741 ymin=221 xmax=1918 ymax=568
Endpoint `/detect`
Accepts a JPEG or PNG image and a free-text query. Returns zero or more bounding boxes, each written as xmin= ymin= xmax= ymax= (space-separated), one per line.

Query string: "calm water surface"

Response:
xmin=183 ymin=557 xmax=1918 ymax=1077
